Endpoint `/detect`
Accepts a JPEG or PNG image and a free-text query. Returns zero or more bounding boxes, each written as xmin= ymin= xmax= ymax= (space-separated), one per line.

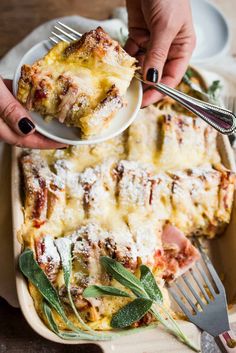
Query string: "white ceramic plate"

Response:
xmin=191 ymin=0 xmax=229 ymax=63
xmin=13 ymin=40 xmax=142 ymax=145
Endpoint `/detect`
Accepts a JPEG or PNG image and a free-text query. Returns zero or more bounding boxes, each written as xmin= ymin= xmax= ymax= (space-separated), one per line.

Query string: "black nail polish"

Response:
xmin=18 ymin=117 xmax=35 ymax=134
xmin=146 ymin=68 xmax=158 ymax=83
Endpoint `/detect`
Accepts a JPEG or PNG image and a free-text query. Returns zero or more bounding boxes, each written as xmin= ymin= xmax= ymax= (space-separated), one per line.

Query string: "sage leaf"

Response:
xmin=43 ymin=300 xmax=60 ymax=334
xmin=207 ymin=80 xmax=222 ymax=100
xmin=140 ymin=265 xmax=163 ymax=303
xmin=111 ymin=298 xmax=152 ymax=328
xmin=43 ymin=300 xmax=158 ymax=341
xmin=42 ymin=301 xmax=99 ymax=340
xmin=100 ymin=257 xmax=146 ymax=298
xmin=19 ymin=248 xmax=65 ymax=318
xmin=19 ymin=249 xmax=108 ymax=340
xmin=55 ymin=238 xmax=100 ymax=335
xmin=54 ymin=238 xmax=71 ymax=288
xmin=83 ymin=285 xmax=130 ymax=298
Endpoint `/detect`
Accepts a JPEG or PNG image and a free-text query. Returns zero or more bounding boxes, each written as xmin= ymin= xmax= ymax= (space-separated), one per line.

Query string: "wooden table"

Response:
xmin=0 ymin=0 xmax=235 ymax=352
xmin=0 ymin=0 xmax=125 ymax=59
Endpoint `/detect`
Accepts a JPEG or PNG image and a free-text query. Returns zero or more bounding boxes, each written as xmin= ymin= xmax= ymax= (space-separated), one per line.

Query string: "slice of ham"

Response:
xmin=161 ymin=224 xmax=200 ymax=281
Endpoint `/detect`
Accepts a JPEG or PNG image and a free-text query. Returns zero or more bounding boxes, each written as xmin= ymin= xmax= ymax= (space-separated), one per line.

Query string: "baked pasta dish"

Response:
xmin=18 ymin=70 xmax=236 ymax=348
xmin=17 ymin=27 xmax=136 ymax=137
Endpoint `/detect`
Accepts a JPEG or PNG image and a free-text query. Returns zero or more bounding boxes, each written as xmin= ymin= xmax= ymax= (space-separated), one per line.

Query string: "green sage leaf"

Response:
xmin=111 ymin=298 xmax=152 ymax=328
xmin=207 ymin=80 xmax=222 ymax=100
xmin=55 ymin=238 xmax=100 ymax=335
xmin=54 ymin=238 xmax=71 ymax=287
xmin=19 ymin=249 xmax=107 ymax=340
xmin=19 ymin=248 xmax=64 ymax=317
xmin=100 ymin=257 xmax=146 ymax=298
xmin=83 ymin=285 xmax=130 ymax=298
xmin=140 ymin=265 xmax=163 ymax=303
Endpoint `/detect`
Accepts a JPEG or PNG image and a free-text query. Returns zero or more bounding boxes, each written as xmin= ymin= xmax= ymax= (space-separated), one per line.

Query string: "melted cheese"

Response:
xmin=20 ymin=97 xmax=236 ymax=332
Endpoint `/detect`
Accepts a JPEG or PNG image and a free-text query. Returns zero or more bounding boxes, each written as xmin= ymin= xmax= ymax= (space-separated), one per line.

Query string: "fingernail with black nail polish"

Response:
xmin=146 ymin=68 xmax=158 ymax=83
xmin=18 ymin=117 xmax=35 ymax=134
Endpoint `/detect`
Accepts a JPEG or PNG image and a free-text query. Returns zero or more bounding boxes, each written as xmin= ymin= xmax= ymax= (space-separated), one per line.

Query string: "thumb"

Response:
xmin=143 ymin=23 xmax=174 ymax=84
xmin=0 ymin=78 xmax=35 ymax=136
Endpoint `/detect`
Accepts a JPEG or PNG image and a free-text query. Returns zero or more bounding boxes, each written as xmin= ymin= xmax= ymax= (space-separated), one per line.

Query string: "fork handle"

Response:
xmin=153 ymin=82 xmax=236 ymax=135
xmin=215 ymin=330 xmax=236 ymax=352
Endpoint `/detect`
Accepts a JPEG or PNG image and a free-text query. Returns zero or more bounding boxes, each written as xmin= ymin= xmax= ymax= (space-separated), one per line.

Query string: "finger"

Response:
xmin=136 ymin=51 xmax=145 ymax=70
xmin=0 ymin=78 xmax=35 ymax=136
xmin=142 ymin=45 xmax=194 ymax=107
xmin=141 ymin=64 xmax=185 ymax=108
xmin=0 ymin=118 xmax=67 ymax=149
xmin=142 ymin=88 xmax=164 ymax=107
xmin=160 ymin=42 xmax=195 ymax=89
xmin=143 ymin=23 xmax=176 ymax=84
xmin=3 ymin=79 xmax=12 ymax=91
xmin=124 ymin=37 xmax=140 ymax=56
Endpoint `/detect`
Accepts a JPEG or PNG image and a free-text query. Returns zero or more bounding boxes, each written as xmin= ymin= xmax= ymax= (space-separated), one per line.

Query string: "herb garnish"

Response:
xmin=19 ymin=248 xmax=108 ymax=340
xmin=84 ymin=257 xmax=200 ymax=352
xmin=183 ymin=68 xmax=222 ymax=104
xmin=207 ymin=80 xmax=222 ymax=101
xmin=19 ymin=249 xmax=199 ymax=351
xmin=54 ymin=238 xmax=98 ymax=334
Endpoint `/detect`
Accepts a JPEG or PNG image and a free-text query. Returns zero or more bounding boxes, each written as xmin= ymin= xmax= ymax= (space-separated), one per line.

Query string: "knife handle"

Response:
xmin=215 ymin=330 xmax=236 ymax=352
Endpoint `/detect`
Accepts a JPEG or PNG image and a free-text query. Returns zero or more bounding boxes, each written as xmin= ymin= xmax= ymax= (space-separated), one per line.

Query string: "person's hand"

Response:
xmin=125 ymin=0 xmax=196 ymax=107
xmin=0 ymin=78 xmax=67 ymax=149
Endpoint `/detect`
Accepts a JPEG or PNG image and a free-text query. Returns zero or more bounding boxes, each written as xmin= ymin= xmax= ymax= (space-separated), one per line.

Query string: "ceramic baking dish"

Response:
xmin=11 ymin=133 xmax=236 ymax=353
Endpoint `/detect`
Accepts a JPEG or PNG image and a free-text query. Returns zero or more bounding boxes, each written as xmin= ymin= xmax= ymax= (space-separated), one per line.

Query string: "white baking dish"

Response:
xmin=11 ymin=133 xmax=236 ymax=353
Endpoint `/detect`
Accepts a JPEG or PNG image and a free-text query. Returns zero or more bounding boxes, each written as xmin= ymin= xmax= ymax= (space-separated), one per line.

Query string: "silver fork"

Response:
xmin=168 ymin=237 xmax=236 ymax=353
xmin=49 ymin=22 xmax=236 ymax=136
xmin=223 ymin=96 xmax=236 ymax=146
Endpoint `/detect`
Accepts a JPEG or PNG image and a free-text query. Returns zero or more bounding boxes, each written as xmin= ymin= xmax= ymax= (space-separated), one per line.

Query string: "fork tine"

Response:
xmin=168 ymin=286 xmax=193 ymax=318
xmin=182 ymin=273 xmax=205 ymax=310
xmin=57 ymin=21 xmax=82 ymax=37
xmin=175 ymin=281 xmax=199 ymax=313
xmin=49 ymin=36 xmax=59 ymax=44
xmin=194 ymin=238 xmax=224 ymax=293
xmin=195 ymin=261 xmax=217 ymax=297
xmin=54 ymin=25 xmax=78 ymax=41
xmin=189 ymin=268 xmax=211 ymax=303
xmin=51 ymin=31 xmax=70 ymax=43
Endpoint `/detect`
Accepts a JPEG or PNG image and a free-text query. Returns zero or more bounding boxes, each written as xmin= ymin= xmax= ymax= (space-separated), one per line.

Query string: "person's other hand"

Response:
xmin=125 ymin=0 xmax=196 ymax=107
xmin=0 ymin=78 xmax=67 ymax=149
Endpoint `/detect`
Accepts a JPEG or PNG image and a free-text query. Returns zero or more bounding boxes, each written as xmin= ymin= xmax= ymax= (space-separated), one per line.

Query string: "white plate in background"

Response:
xmin=13 ymin=40 xmax=142 ymax=145
xmin=191 ymin=0 xmax=229 ymax=63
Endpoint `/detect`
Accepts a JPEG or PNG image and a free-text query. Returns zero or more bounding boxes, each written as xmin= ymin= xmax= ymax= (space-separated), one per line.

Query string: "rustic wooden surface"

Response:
xmin=0 ymin=0 xmax=125 ymax=58
xmin=0 ymin=0 xmax=235 ymax=352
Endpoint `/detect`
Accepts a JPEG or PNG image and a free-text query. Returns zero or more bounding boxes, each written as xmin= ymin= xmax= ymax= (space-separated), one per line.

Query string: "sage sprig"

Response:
xmin=19 ymin=249 xmax=199 ymax=350
xmin=19 ymin=248 xmax=66 ymax=318
xmin=54 ymin=238 xmax=98 ymax=334
xmin=19 ymin=248 xmax=108 ymax=341
xmin=84 ymin=256 xmax=200 ymax=352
